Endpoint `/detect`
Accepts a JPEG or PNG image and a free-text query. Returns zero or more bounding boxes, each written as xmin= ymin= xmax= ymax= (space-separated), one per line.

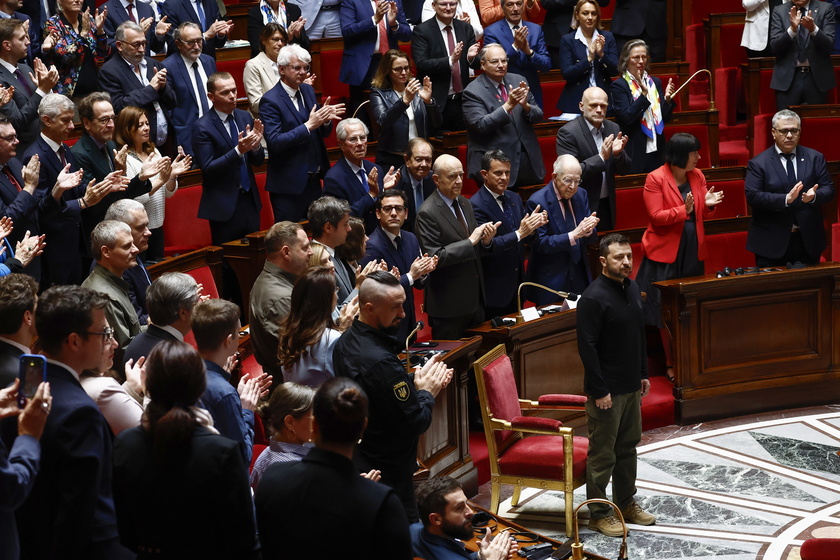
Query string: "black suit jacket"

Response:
xmin=541 ymin=0 xmax=609 ymax=48
xmin=246 ymin=3 xmax=310 ymax=58
xmin=555 ymin=115 xmax=630 ymax=228
xmin=610 ymin=0 xmax=667 ymax=39
xmin=122 ymin=324 xmax=176 ymax=371
xmin=370 ymin=88 xmax=442 ymax=158
xmin=394 ymin=166 xmax=435 ymax=233
xmin=103 ymin=0 xmax=167 ymax=54
xmin=769 ymin=0 xmax=836 ymax=92
xmin=98 ymin=54 xmax=177 ymax=144
xmin=0 ymin=338 xmax=23 ymax=388
xmin=412 ymin=18 xmax=480 ymax=112
xmin=0 ymin=61 xmax=40 ymax=151
xmin=124 ymin=259 xmax=151 ymax=327
xmin=71 ymin=133 xmax=152 ymax=255
xmin=0 ymin=158 xmax=43 ymax=278
xmin=16 ymin=361 xmax=120 ymax=559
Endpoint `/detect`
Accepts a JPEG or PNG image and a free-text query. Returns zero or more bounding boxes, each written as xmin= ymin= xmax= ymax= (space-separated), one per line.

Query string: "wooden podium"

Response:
xmin=657 ymin=263 xmax=840 ymax=424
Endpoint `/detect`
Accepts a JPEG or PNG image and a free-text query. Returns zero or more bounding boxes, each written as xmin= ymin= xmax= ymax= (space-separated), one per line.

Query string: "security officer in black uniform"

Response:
xmin=333 ymin=270 xmax=452 ymax=522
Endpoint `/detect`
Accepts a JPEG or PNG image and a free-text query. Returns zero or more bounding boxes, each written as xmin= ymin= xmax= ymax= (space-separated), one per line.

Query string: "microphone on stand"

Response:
xmin=515 ymin=282 xmax=579 ymax=324
xmin=404 ymin=321 xmax=424 ymax=372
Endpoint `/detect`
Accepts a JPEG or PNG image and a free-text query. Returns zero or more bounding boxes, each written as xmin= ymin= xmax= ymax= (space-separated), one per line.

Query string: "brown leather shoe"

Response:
xmin=621 ymin=502 xmax=656 ymax=526
xmin=588 ymin=515 xmax=626 ymax=537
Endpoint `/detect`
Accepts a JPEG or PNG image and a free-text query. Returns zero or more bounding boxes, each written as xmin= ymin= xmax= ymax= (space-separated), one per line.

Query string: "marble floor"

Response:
xmin=470 ymin=405 xmax=840 ymax=559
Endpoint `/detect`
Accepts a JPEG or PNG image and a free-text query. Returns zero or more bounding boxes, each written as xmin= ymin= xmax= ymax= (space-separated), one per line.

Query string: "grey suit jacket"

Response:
xmin=0 ymin=62 xmax=40 ymax=151
xmin=555 ymin=115 xmax=631 ymax=226
xmin=770 ymin=0 xmax=836 ymax=92
xmin=462 ymin=72 xmax=545 ymax=187
xmin=416 ymin=190 xmax=487 ymax=319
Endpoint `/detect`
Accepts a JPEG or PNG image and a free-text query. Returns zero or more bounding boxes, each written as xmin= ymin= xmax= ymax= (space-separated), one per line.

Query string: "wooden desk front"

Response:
xmin=657 ymin=263 xmax=840 ymax=424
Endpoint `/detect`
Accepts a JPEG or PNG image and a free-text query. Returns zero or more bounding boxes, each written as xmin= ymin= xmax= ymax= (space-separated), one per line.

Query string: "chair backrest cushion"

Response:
xmin=482 ymin=353 xmax=522 ymax=448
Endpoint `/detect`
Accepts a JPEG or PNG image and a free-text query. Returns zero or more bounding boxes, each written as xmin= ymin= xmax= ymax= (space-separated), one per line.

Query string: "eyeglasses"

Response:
xmin=381 ymin=204 xmax=406 ymax=213
xmin=178 ymin=38 xmax=204 ymax=47
xmin=391 ymin=66 xmax=410 ymax=74
xmin=557 ymin=176 xmax=580 ymax=186
xmin=629 ymin=55 xmax=648 ymax=61
xmin=344 ymin=135 xmax=368 ymax=144
xmin=286 ymin=64 xmax=310 ymax=72
xmin=773 ymin=127 xmax=801 ymax=136
xmin=435 ymin=1 xmax=458 ymax=7
xmin=84 ymin=327 xmax=115 ymax=342
xmin=485 ymin=58 xmax=509 ymax=65
xmin=121 ymin=40 xmax=147 ymax=49
xmin=0 ymin=133 xmax=18 ymax=142
xmin=94 ymin=115 xmax=115 ymax=125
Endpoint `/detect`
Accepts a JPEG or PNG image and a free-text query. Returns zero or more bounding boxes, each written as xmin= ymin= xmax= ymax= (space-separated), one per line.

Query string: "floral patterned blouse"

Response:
xmin=43 ymin=13 xmax=111 ymax=97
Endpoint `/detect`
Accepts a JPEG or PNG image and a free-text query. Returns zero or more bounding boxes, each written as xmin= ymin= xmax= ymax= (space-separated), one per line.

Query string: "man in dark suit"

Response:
xmin=463 ymin=43 xmax=545 ymax=190
xmin=105 ymin=199 xmax=153 ymax=326
xmin=103 ymin=0 xmax=170 ymax=54
xmin=556 ymin=86 xmax=630 ymax=230
xmin=23 ymin=93 xmax=120 ymax=287
xmin=542 ymin=0 xmax=609 ymax=68
xmin=0 ymin=0 xmax=41 ymax=64
xmin=470 ymin=149 xmax=547 ymax=318
xmin=0 ymin=18 xmax=57 ymax=153
xmin=412 ymin=0 xmax=481 ymax=132
xmin=71 ymin=92 xmax=157 ymax=253
xmin=123 ymin=271 xmax=198 ymax=368
xmin=193 ymin=71 xmax=264 ymax=246
xmin=526 ymin=154 xmax=599 ymax=305
xmin=161 ymin=22 xmax=216 ymax=156
xmin=308 ymin=196 xmax=356 ymax=303
xmin=261 ymin=44 xmax=344 ymax=222
xmin=361 ymin=188 xmax=437 ymax=344
xmin=339 ymin=0 xmax=411 ymax=116
xmin=323 ymin=117 xmax=392 ymax=234
xmin=160 ymin=0 xmax=232 ymax=58
xmin=769 ymin=0 xmax=836 ymax=109
xmin=395 ymin=137 xmax=435 ymax=233
xmin=482 ymin=0 xmax=551 ymax=108
xmin=17 ymin=285 xmax=134 ymax=560
xmin=99 ymin=21 xmax=177 ymax=151
xmin=416 ymin=154 xmax=500 ymax=340
xmin=0 ymin=272 xmax=36 ymax=387
xmin=611 ymin=0 xmax=667 ymax=62
xmin=745 ymin=109 xmax=835 ymax=266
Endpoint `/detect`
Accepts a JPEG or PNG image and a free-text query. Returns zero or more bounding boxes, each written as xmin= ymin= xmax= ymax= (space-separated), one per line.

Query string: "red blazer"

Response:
xmin=641 ymin=164 xmax=715 ymax=264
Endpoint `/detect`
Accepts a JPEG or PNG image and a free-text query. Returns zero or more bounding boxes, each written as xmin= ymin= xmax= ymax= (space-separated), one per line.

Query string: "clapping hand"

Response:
xmin=705 ymin=186 xmax=724 ymax=207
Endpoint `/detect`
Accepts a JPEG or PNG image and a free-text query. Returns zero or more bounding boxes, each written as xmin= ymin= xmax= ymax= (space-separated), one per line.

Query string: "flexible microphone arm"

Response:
xmin=404 ymin=321 xmax=424 ymax=372
xmin=515 ymin=282 xmax=578 ymax=325
xmin=670 ymin=68 xmax=715 ymax=111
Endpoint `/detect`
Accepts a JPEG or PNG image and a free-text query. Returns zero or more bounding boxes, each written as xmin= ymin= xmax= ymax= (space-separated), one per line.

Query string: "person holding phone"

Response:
xmin=0 ymin=378 xmax=51 ymax=560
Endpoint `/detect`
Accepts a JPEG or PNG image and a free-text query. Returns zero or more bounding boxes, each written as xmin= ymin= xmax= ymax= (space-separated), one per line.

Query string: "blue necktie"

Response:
xmin=227 ymin=115 xmax=251 ymax=192
xmin=194 ymin=0 xmax=207 ymax=30
xmin=413 ymin=179 xmax=424 ymax=215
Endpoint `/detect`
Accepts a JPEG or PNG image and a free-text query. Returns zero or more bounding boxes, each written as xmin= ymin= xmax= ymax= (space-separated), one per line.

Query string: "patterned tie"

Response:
xmin=499 ymin=82 xmax=508 ymax=103
xmin=193 ymin=62 xmax=210 ymax=115
xmin=500 ymin=194 xmax=515 ymax=230
xmin=444 ymin=25 xmax=463 ymax=93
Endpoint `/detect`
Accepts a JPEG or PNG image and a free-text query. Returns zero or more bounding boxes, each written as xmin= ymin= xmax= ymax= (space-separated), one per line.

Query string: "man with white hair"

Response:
xmin=81 ymin=220 xmax=143 ymax=362
xmin=105 ymin=199 xmax=154 ymax=325
xmin=261 ymin=44 xmax=345 ymax=222
xmin=525 ymin=154 xmax=599 ymax=305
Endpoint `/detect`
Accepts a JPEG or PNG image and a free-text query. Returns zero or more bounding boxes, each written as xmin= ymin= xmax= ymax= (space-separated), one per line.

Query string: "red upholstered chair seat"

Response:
xmin=497 ymin=435 xmax=589 ymax=480
xmin=801 ymin=538 xmax=840 ymax=560
xmin=163 ymin=185 xmax=212 ymax=256
xmin=703 ymin=231 xmax=755 ymax=275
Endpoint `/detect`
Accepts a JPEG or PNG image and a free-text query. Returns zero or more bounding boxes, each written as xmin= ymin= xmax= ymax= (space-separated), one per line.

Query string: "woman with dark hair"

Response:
xmin=335 ymin=216 xmax=368 ymax=271
xmin=255 ymin=377 xmax=411 ymax=559
xmin=557 ymin=0 xmax=618 ymax=113
xmin=114 ymin=106 xmax=191 ymax=261
xmin=610 ymin=39 xmax=676 ymax=174
xmin=250 ymin=382 xmax=315 ymax=489
xmin=277 ymin=266 xmax=344 ymax=386
xmin=243 ymin=23 xmax=289 ymax=119
xmin=635 ymin=133 xmax=724 ymax=381
xmin=370 ymin=49 xmax=441 ymax=171
xmin=112 ymin=341 xmax=260 ymax=559
xmin=246 ymin=0 xmax=310 ymax=58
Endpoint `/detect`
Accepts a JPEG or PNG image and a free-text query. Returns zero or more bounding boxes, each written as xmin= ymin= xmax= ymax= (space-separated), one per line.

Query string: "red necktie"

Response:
xmin=3 ymin=166 xmax=21 ymax=192
xmin=499 ymin=83 xmax=508 ymax=103
xmin=445 ymin=25 xmax=463 ymax=93
xmin=375 ymin=1 xmax=388 ymax=54
xmin=126 ymin=1 xmax=136 ymax=23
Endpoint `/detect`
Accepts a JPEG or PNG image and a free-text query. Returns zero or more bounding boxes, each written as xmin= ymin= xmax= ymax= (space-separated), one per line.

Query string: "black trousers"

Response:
xmin=775 ymin=69 xmax=828 ymax=110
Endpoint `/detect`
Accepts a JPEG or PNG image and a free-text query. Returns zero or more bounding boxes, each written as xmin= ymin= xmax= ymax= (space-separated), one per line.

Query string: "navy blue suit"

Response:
xmin=193 ymin=109 xmax=264 ymax=245
xmin=339 ymin=0 xmax=411 ymax=87
xmin=610 ymin=75 xmax=674 ymax=174
xmin=0 ymin=60 xmax=40 ymax=153
xmin=103 ymin=0 xmax=167 ymax=54
xmin=361 ymin=226 xmax=425 ymax=343
xmin=470 ymin=186 xmax=528 ymax=314
xmin=124 ymin=260 xmax=151 ymax=326
xmin=161 ymin=52 xmax=217 ymax=156
xmin=323 ymin=157 xmax=384 ymax=234
xmin=122 ymin=323 xmax=176 ymax=368
xmin=0 ymin=158 xmax=43 ymax=279
xmin=16 ymin=362 xmax=129 ymax=560
xmin=1 ymin=429 xmax=39 ymax=560
xmin=261 ymin=81 xmax=331 ymax=222
xmin=22 ymin=137 xmax=86 ymax=287
xmin=745 ymin=145 xmax=835 ymax=264
xmin=483 ymin=19 xmax=552 ymax=108
xmin=161 ymin=0 xmax=227 ymax=57
xmin=557 ymin=30 xmax=619 ymax=113
xmin=394 ymin=166 xmax=435 ymax=234
xmin=98 ymin=55 xmax=177 ymax=147
xmin=526 ymin=182 xmax=596 ymax=305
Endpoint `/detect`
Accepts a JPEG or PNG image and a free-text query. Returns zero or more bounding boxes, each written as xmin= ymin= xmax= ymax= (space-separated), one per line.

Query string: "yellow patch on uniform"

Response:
xmin=393 ymin=381 xmax=409 ymax=401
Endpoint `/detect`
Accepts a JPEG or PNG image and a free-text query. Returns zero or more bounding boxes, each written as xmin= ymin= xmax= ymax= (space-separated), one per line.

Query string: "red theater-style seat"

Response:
xmin=216 ymin=59 xmax=247 ymax=100
xmin=703 ymin=231 xmax=755 ymax=274
xmin=163 ymin=185 xmax=213 ymax=256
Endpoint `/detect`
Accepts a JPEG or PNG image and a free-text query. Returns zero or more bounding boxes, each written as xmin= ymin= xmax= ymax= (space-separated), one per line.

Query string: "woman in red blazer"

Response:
xmin=636 ymin=133 xmax=724 ymax=381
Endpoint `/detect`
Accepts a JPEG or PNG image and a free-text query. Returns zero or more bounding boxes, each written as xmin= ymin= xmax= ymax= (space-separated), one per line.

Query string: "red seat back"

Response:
xmin=703 ymin=231 xmax=755 ymax=274
xmin=614 ymin=187 xmax=648 ymax=230
xmin=800 ymin=538 xmax=840 ymax=560
xmin=707 ymin=179 xmax=747 ymax=219
xmin=800 ymin=117 xmax=840 ymax=161
xmin=540 ymin=81 xmax=566 ymax=120
xmin=163 ymin=186 xmax=212 ymax=256
xmin=216 ymin=59 xmax=247 ymax=100
xmin=319 ymin=49 xmax=350 ymax=99
xmin=186 ymin=265 xmax=219 ymax=298
xmin=255 ymin=173 xmax=274 ymax=230
xmin=481 ymin=353 xmax=522 ymax=449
